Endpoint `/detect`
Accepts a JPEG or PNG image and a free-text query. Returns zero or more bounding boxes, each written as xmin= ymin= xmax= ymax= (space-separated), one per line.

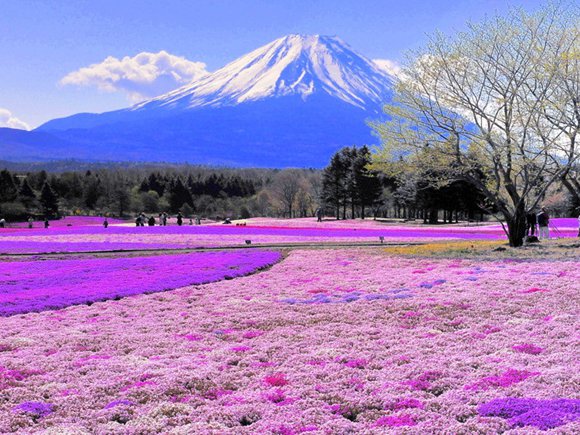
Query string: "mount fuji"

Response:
xmin=9 ymin=35 xmax=398 ymax=167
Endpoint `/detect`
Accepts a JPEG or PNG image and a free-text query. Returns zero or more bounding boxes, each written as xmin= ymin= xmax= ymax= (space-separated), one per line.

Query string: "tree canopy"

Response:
xmin=370 ymin=3 xmax=579 ymax=246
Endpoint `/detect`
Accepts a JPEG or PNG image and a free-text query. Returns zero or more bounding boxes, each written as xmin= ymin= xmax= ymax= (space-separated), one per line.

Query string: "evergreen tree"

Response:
xmin=355 ymin=146 xmax=383 ymax=219
xmin=168 ymin=178 xmax=193 ymax=213
xmin=0 ymin=170 xmax=18 ymax=203
xmin=40 ymin=181 xmax=59 ymax=217
xmin=322 ymin=151 xmax=349 ymax=219
xmin=18 ymin=178 xmax=37 ymax=208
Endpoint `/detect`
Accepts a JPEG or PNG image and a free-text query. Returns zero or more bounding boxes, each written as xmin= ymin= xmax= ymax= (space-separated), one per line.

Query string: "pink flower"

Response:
xmin=512 ymin=344 xmax=543 ymax=355
xmin=465 ymin=369 xmax=540 ymax=391
xmin=345 ymin=358 xmax=367 ymax=368
xmin=264 ymin=373 xmax=288 ymax=386
xmin=522 ymin=287 xmax=549 ymax=293
xmin=375 ymin=414 xmax=417 ymax=427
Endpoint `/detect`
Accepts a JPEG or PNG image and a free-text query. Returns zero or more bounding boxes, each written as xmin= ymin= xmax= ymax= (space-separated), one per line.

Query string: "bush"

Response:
xmin=0 ymin=202 xmax=28 ymax=220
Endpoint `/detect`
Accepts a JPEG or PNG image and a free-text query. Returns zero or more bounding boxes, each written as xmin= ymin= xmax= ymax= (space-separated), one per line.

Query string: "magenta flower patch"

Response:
xmin=375 ymin=414 xmax=417 ymax=427
xmin=512 ymin=344 xmax=544 ymax=355
xmin=466 ymin=369 xmax=539 ymax=391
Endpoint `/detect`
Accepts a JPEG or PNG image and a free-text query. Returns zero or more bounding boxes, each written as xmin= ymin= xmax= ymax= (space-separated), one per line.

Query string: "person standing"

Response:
xmin=0 ymin=218 xmax=5 ymax=228
xmin=176 ymin=212 xmax=183 ymax=226
xmin=537 ymin=208 xmax=550 ymax=240
xmin=103 ymin=218 xmax=109 ymax=228
xmin=28 ymin=217 xmax=33 ymax=229
xmin=526 ymin=211 xmax=537 ymax=236
xmin=44 ymin=218 xmax=50 ymax=229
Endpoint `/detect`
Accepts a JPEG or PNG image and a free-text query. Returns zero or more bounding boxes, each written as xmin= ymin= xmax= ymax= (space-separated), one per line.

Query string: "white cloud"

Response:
xmin=0 ymin=108 xmax=30 ymax=130
xmin=60 ymin=51 xmax=209 ymax=102
xmin=373 ymin=58 xmax=404 ymax=79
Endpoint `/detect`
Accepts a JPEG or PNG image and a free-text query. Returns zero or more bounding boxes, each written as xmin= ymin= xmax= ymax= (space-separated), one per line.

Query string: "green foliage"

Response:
xmin=322 ymin=146 xmax=383 ymax=219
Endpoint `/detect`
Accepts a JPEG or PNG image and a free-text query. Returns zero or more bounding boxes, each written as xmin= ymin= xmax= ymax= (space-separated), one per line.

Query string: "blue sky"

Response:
xmin=0 ymin=0 xmax=548 ymax=128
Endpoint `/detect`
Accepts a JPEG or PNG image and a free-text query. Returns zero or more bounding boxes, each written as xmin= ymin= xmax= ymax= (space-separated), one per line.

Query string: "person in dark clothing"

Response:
xmin=0 ymin=218 xmax=5 ymax=228
xmin=103 ymin=218 xmax=109 ymax=228
xmin=176 ymin=212 xmax=183 ymax=226
xmin=148 ymin=216 xmax=155 ymax=226
xmin=44 ymin=218 xmax=49 ymax=229
xmin=526 ymin=212 xmax=537 ymax=236
xmin=316 ymin=207 xmax=323 ymax=222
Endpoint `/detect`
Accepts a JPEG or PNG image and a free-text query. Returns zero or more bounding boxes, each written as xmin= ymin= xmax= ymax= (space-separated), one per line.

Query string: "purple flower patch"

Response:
xmin=478 ymin=397 xmax=580 ymax=430
xmin=0 ymin=250 xmax=281 ymax=316
xmin=13 ymin=401 xmax=54 ymax=419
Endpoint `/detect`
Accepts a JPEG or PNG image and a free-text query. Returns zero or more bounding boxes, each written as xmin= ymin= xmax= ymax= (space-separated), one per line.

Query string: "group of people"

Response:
xmin=133 ymin=212 xmax=201 ymax=227
xmin=22 ymin=217 xmax=50 ymax=229
xmin=526 ymin=207 xmax=551 ymax=240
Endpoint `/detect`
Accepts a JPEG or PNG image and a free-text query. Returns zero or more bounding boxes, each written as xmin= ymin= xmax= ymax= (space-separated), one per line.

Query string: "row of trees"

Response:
xmin=321 ymin=146 xmax=383 ymax=219
xmin=0 ymin=166 xmax=325 ymax=220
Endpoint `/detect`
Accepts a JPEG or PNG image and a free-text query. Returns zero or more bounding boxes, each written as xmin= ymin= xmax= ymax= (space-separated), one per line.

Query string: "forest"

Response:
xmin=2 ymin=142 xmax=577 ymax=225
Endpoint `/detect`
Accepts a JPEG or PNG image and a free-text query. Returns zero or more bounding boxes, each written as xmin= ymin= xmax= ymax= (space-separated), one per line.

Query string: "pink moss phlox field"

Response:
xmin=0 ymin=220 xmax=502 ymax=255
xmin=3 ymin=216 xmax=579 ymax=254
xmin=0 ymin=250 xmax=281 ymax=316
xmin=0 ymin=249 xmax=577 ymax=432
xmin=5 ymin=216 xmax=125 ymax=229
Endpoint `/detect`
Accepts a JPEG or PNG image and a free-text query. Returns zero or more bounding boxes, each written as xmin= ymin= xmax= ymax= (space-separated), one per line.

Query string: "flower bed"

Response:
xmin=0 ymin=250 xmax=281 ymax=316
xmin=0 ymin=248 xmax=577 ymax=432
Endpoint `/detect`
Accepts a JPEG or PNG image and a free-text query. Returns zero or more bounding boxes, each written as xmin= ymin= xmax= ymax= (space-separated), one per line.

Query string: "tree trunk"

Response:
xmin=506 ymin=206 xmax=527 ymax=247
xmin=428 ymin=208 xmax=438 ymax=224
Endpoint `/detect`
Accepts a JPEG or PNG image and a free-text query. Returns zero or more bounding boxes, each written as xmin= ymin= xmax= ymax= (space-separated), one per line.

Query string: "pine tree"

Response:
xmin=0 ymin=170 xmax=18 ymax=203
xmin=40 ymin=181 xmax=59 ymax=217
xmin=322 ymin=151 xmax=349 ymax=219
xmin=168 ymin=178 xmax=193 ymax=213
xmin=354 ymin=146 xmax=383 ymax=219
xmin=18 ymin=178 xmax=37 ymax=209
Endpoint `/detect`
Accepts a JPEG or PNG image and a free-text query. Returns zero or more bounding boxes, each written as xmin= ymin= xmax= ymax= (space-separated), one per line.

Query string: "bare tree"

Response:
xmin=371 ymin=4 xmax=579 ymax=246
xmin=272 ymin=169 xmax=303 ymax=218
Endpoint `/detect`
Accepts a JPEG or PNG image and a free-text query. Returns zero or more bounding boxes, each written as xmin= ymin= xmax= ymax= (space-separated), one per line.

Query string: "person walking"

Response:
xmin=316 ymin=207 xmax=323 ymax=222
xmin=537 ymin=208 xmax=550 ymax=240
xmin=44 ymin=218 xmax=50 ymax=229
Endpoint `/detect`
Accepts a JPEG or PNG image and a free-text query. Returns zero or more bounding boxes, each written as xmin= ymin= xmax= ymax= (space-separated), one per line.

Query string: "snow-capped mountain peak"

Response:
xmin=133 ymin=34 xmax=396 ymax=111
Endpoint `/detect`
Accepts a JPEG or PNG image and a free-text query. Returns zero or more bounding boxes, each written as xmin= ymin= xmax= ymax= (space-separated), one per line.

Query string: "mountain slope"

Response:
xmin=130 ymin=34 xmax=395 ymax=111
xmin=31 ymin=34 xmax=396 ymax=167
